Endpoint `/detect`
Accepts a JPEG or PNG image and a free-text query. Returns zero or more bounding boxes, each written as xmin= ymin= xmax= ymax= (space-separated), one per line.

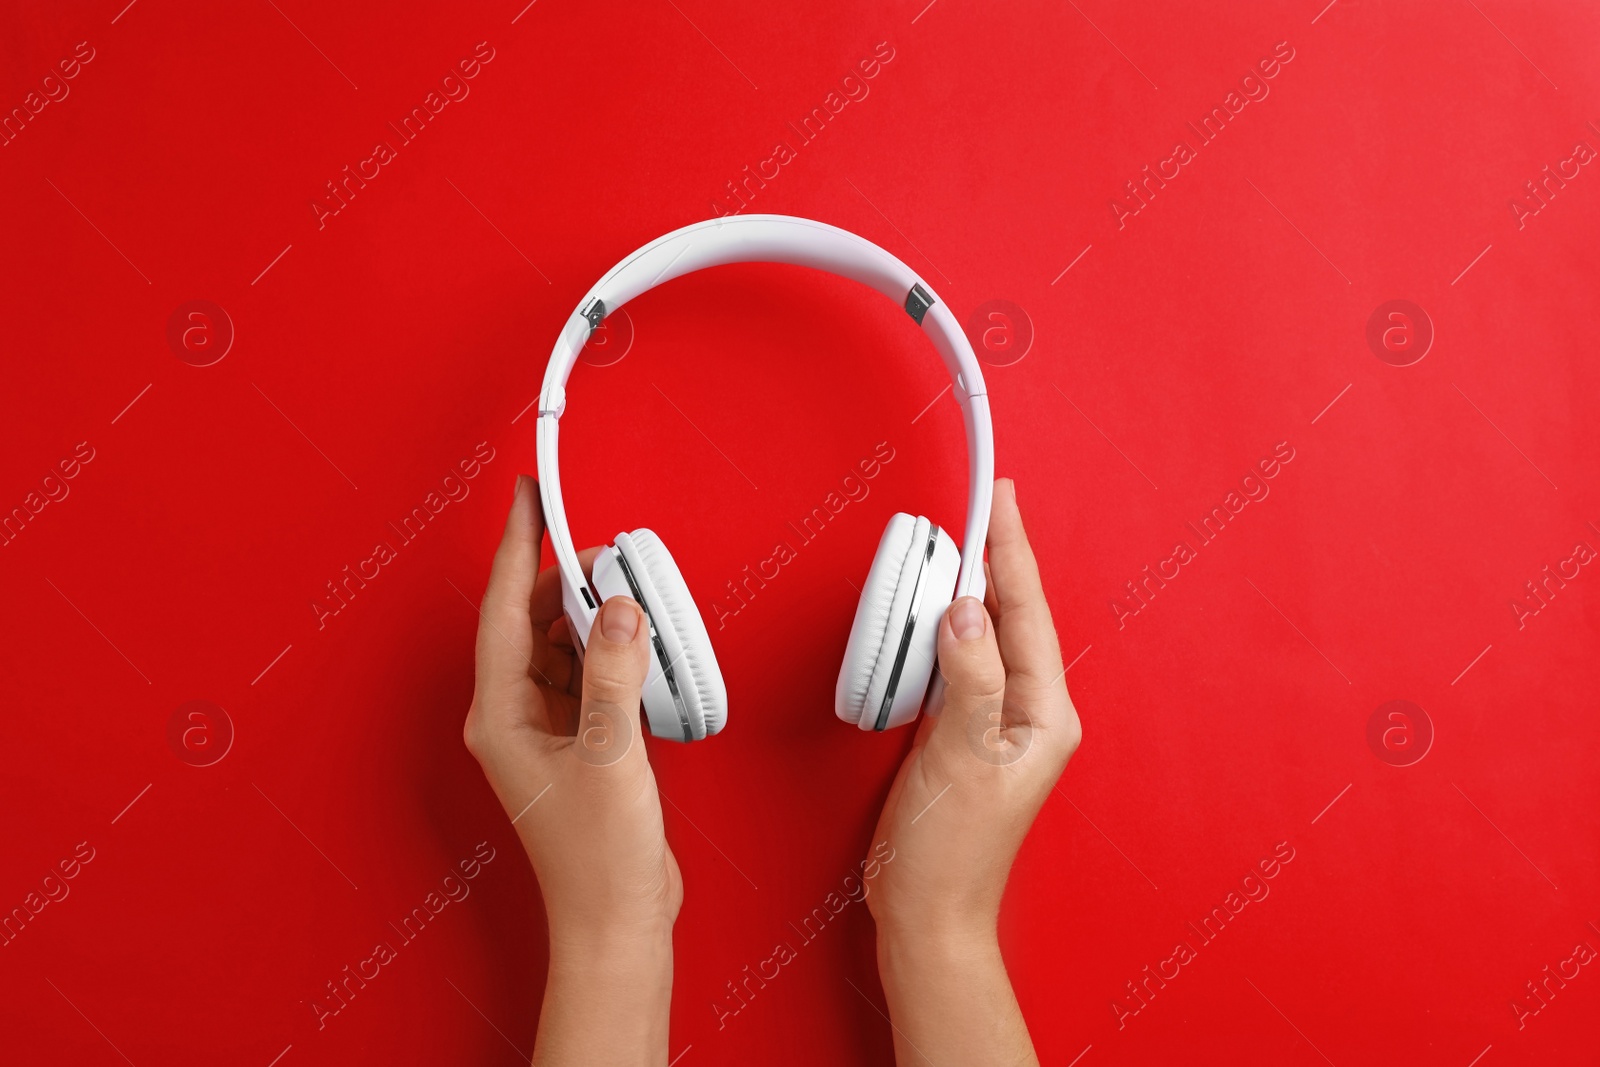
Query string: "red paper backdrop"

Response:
xmin=2 ymin=0 xmax=1597 ymax=1063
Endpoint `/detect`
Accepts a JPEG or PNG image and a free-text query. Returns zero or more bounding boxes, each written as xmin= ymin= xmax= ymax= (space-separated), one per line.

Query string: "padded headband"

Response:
xmin=535 ymin=214 xmax=994 ymax=646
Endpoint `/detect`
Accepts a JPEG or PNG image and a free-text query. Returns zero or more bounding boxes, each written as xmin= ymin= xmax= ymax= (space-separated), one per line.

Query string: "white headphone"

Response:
xmin=536 ymin=214 xmax=994 ymax=741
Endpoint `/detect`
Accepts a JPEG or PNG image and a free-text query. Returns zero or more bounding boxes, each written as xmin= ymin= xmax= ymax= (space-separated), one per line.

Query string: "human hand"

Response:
xmin=865 ymin=478 xmax=1079 ymax=1065
xmin=463 ymin=474 xmax=679 ymax=1065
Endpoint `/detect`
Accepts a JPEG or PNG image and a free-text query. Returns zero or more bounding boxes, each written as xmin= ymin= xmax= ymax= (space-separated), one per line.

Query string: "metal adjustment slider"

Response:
xmin=581 ymin=298 xmax=607 ymax=332
xmin=904 ymin=283 xmax=935 ymax=325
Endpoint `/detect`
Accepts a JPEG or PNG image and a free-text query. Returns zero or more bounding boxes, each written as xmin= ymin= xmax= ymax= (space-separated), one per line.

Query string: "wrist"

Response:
xmin=548 ymin=909 xmax=676 ymax=959
xmin=538 ymin=910 xmax=674 ymax=1064
xmin=872 ymin=898 xmax=998 ymax=947
xmin=547 ymin=915 xmax=675 ymax=1009
xmin=875 ymin=910 xmax=1001 ymax=971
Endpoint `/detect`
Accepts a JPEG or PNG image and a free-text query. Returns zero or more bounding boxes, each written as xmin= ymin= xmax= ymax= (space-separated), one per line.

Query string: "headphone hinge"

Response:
xmin=904 ymin=283 xmax=935 ymax=325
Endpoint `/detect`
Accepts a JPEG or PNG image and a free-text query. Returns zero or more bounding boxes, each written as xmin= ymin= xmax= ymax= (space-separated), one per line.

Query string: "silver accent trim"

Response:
xmin=610 ymin=547 xmax=693 ymax=742
xmin=904 ymin=283 xmax=935 ymax=325
xmin=874 ymin=523 xmax=939 ymax=731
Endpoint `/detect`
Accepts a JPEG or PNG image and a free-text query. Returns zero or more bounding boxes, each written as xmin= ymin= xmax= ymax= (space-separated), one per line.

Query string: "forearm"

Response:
xmin=876 ymin=923 xmax=1038 ymax=1067
xmin=534 ymin=922 xmax=674 ymax=1067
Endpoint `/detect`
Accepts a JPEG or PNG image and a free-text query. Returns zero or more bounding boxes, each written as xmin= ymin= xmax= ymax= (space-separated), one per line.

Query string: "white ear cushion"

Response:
xmin=836 ymin=514 xmax=961 ymax=730
xmin=836 ymin=514 xmax=918 ymax=726
xmin=621 ymin=529 xmax=728 ymax=738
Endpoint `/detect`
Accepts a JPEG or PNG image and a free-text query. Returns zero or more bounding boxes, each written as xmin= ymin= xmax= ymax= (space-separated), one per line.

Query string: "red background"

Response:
xmin=3 ymin=0 xmax=1598 ymax=1063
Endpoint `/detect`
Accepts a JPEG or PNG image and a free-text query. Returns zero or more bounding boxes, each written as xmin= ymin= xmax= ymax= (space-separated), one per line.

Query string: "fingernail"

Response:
xmin=602 ymin=597 xmax=640 ymax=642
xmin=950 ymin=597 xmax=986 ymax=641
xmin=513 ymin=474 xmax=528 ymax=500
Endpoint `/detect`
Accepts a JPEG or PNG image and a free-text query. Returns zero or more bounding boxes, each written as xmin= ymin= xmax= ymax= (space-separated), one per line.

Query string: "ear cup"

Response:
xmin=836 ymin=514 xmax=960 ymax=731
xmin=835 ymin=513 xmax=918 ymax=725
xmin=591 ymin=529 xmax=727 ymax=742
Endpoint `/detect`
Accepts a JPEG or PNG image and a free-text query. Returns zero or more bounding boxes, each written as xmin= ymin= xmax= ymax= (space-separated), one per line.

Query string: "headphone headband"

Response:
xmin=536 ymin=214 xmax=994 ymax=649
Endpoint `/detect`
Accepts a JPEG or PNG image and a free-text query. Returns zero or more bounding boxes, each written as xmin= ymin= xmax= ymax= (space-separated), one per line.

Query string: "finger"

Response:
xmin=528 ymin=545 xmax=601 ymax=696
xmin=531 ymin=545 xmax=604 ymax=628
xmin=928 ymin=596 xmax=1007 ymax=752
xmin=985 ymin=478 xmax=1065 ymax=690
xmin=549 ymin=615 xmax=573 ymax=649
xmin=476 ymin=475 xmax=542 ymax=686
xmin=576 ymin=595 xmax=652 ymax=766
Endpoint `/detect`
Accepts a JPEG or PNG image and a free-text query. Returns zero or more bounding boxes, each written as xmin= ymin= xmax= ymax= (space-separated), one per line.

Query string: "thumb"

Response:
xmin=928 ymin=596 xmax=1012 ymax=763
xmin=575 ymin=596 xmax=652 ymax=766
